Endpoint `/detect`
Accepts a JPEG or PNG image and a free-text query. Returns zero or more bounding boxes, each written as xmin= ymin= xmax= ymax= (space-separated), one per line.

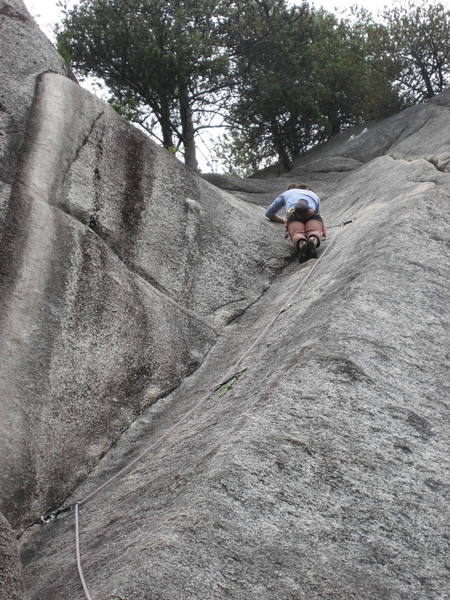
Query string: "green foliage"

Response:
xmin=363 ymin=1 xmax=450 ymax=102
xmin=56 ymin=0 xmax=231 ymax=169
xmin=56 ymin=31 xmax=73 ymax=63
xmin=221 ymin=1 xmax=403 ymax=174
xmin=108 ymin=96 xmax=141 ymax=121
xmin=55 ymin=0 xmax=448 ymax=175
xmin=216 ymin=370 xmax=245 ymax=398
xmin=222 ymin=0 xmax=319 ymax=172
xmin=213 ymin=133 xmax=273 ymax=178
xmin=312 ymin=9 xmax=403 ymax=129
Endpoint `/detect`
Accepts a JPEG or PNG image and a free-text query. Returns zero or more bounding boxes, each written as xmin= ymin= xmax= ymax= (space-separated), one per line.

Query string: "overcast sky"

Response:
xmin=26 ymin=0 xmax=397 ymax=40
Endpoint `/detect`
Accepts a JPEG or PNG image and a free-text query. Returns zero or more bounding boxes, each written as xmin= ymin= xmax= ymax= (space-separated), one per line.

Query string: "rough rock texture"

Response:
xmin=0 ymin=0 xmax=70 ymax=186
xmin=0 ymin=514 xmax=23 ymax=600
xmin=1 ymin=3 xmax=449 ymax=600
xmin=22 ymin=153 xmax=450 ymax=600
xmin=0 ymin=0 xmax=286 ymax=571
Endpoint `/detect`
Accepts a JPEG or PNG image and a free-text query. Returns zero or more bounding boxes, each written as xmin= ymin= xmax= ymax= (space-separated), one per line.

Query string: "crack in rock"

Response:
xmin=387 ymin=154 xmax=449 ymax=176
xmin=60 ymin=108 xmax=105 ymax=192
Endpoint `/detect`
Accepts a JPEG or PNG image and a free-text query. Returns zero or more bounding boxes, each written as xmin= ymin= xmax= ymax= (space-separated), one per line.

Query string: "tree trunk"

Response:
xmin=159 ymin=99 xmax=174 ymax=149
xmin=179 ymin=84 xmax=198 ymax=171
xmin=419 ymin=62 xmax=435 ymax=98
xmin=270 ymin=119 xmax=291 ymax=172
xmin=330 ymin=117 xmax=341 ymax=136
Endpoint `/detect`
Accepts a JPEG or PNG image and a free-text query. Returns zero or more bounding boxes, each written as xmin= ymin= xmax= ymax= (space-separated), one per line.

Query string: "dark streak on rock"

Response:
xmin=22 ymin=223 xmax=158 ymax=516
xmin=19 ymin=212 xmax=78 ymax=522
xmin=0 ymin=72 xmax=45 ymax=337
xmin=393 ymin=441 xmax=413 ymax=454
xmin=120 ymin=129 xmax=152 ymax=259
xmin=88 ymin=122 xmax=105 ymax=233
xmin=57 ymin=107 xmax=105 ymax=202
xmin=283 ymin=436 xmax=315 ymax=456
xmin=0 ymin=4 xmax=29 ymax=23
xmin=424 ymin=478 xmax=449 ymax=494
xmin=406 ymin=411 xmax=433 ymax=440
xmin=0 ymin=513 xmax=23 ymax=600
xmin=329 ymin=357 xmax=371 ymax=383
xmin=385 ymin=405 xmax=434 ymax=442
xmin=426 ymin=157 xmax=447 ymax=173
xmin=72 ymin=227 xmax=111 ymax=329
xmin=384 ymin=123 xmax=408 ymax=153
xmin=64 ymin=208 xmax=211 ymax=328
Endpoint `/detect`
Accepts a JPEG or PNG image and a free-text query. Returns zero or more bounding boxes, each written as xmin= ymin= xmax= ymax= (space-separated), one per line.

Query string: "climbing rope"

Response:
xmin=40 ymin=221 xmax=352 ymax=599
xmin=75 ymin=504 xmax=93 ymax=600
xmin=213 ymin=232 xmax=339 ymax=391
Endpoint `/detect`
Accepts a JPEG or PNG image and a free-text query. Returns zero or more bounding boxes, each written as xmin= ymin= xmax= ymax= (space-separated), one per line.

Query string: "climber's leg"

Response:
xmin=305 ymin=215 xmax=323 ymax=248
xmin=287 ymin=220 xmax=307 ymax=249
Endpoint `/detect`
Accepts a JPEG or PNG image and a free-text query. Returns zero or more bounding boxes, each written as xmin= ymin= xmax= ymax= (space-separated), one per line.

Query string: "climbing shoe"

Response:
xmin=305 ymin=239 xmax=317 ymax=260
xmin=298 ymin=242 xmax=308 ymax=263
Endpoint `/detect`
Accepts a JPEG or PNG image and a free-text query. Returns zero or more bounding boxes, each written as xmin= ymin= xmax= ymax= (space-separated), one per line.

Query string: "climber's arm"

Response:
xmin=265 ymin=195 xmax=286 ymax=225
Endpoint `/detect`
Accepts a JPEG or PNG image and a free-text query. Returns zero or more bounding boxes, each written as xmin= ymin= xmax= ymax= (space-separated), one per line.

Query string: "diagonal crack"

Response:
xmin=388 ymin=113 xmax=435 ymax=154
xmin=425 ymin=157 xmax=448 ymax=173
xmin=17 ymin=226 xmax=299 ymax=531
xmin=386 ymin=154 xmax=449 ymax=176
xmin=60 ymin=108 xmax=105 ymax=192
xmin=384 ymin=123 xmax=409 ymax=153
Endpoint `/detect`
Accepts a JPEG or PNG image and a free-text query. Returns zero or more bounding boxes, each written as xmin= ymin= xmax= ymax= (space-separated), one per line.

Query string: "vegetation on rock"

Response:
xmin=57 ymin=0 xmax=449 ymax=174
xmin=57 ymin=0 xmax=230 ymax=170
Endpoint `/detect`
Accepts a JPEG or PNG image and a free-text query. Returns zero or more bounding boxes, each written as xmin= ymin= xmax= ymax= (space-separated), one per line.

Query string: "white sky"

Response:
xmin=25 ymin=0 xmax=395 ymax=42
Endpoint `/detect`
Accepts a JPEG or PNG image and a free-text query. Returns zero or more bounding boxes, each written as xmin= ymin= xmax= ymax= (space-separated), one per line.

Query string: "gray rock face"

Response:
xmin=22 ymin=153 xmax=450 ymax=600
xmin=0 ymin=0 xmax=286 ymax=531
xmin=0 ymin=0 xmax=70 ymax=186
xmin=0 ymin=514 xmax=23 ymax=600
xmin=1 ymin=3 xmax=449 ymax=600
xmin=292 ymin=93 xmax=450 ymax=173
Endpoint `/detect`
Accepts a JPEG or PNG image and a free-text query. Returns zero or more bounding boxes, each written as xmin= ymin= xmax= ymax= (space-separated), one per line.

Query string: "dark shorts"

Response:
xmin=287 ymin=207 xmax=323 ymax=224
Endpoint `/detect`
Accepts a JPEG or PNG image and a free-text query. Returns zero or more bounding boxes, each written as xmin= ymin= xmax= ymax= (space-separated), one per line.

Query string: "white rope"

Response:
xmin=71 ymin=230 xmax=343 ymax=599
xmin=75 ymin=504 xmax=93 ymax=600
xmin=215 ymin=234 xmax=338 ymax=387
xmin=78 ymin=238 xmax=338 ymax=509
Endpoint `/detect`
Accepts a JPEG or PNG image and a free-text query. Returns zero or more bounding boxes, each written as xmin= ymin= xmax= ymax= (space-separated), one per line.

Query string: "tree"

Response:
xmin=57 ymin=0 xmax=230 ymax=170
xmin=220 ymin=1 xmax=402 ymax=174
xmin=310 ymin=9 xmax=403 ymax=135
xmin=222 ymin=0 xmax=322 ymax=172
xmin=362 ymin=1 xmax=449 ymax=103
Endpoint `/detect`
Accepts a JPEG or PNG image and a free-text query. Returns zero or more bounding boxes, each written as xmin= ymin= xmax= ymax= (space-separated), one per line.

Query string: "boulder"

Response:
xmin=291 ymin=93 xmax=450 ymax=173
xmin=293 ymin=156 xmax=363 ymax=173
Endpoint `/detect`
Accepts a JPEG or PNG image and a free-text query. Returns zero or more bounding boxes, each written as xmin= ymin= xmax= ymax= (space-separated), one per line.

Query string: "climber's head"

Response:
xmin=288 ymin=183 xmax=312 ymax=191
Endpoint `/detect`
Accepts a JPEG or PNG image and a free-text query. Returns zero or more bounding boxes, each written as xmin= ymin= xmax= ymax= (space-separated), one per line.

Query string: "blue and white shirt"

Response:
xmin=265 ymin=189 xmax=320 ymax=218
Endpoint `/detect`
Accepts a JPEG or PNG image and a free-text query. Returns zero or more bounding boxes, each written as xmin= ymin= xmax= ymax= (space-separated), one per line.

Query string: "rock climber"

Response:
xmin=265 ymin=183 xmax=324 ymax=262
